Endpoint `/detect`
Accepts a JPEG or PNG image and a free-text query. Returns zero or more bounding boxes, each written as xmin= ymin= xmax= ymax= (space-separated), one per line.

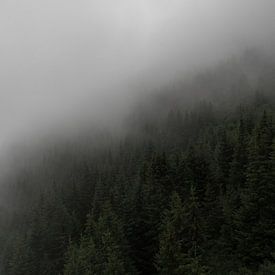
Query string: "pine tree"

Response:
xmin=229 ymin=118 xmax=248 ymax=193
xmin=64 ymin=202 xmax=136 ymax=275
xmin=156 ymin=188 xmax=207 ymax=274
xmin=235 ymin=111 xmax=275 ymax=269
xmin=216 ymin=128 xmax=234 ymax=195
xmin=155 ymin=192 xmax=186 ymax=274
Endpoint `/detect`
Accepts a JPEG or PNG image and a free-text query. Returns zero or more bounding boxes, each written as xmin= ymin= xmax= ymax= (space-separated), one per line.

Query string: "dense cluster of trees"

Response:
xmin=0 ymin=54 xmax=274 ymax=274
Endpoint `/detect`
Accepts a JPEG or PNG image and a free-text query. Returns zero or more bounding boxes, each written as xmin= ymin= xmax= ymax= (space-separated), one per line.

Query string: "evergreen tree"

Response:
xmin=156 ymin=188 xmax=207 ymax=274
xmin=235 ymin=111 xmax=275 ymax=269
xmin=64 ymin=203 xmax=136 ymax=275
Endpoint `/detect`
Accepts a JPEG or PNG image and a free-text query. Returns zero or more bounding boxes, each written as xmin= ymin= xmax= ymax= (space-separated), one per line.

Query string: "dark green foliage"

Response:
xmin=0 ymin=84 xmax=274 ymax=274
xmin=156 ymin=190 xmax=207 ymax=274
xmin=64 ymin=203 xmax=136 ymax=275
xmin=235 ymin=111 xmax=275 ymax=270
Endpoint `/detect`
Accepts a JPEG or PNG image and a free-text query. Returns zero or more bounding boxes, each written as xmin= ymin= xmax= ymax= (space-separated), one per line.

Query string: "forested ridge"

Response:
xmin=0 ymin=54 xmax=275 ymax=274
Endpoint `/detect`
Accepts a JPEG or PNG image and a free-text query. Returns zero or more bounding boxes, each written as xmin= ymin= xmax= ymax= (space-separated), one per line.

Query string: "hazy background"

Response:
xmin=0 ymin=0 xmax=274 ymax=150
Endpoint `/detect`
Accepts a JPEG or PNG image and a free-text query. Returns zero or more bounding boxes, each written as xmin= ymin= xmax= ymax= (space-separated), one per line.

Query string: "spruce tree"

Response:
xmin=156 ymin=188 xmax=207 ymax=274
xmin=235 ymin=111 xmax=275 ymax=269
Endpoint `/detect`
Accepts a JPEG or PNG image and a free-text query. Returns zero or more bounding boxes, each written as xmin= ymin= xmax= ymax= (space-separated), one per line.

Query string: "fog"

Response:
xmin=0 ymin=0 xmax=274 ymax=149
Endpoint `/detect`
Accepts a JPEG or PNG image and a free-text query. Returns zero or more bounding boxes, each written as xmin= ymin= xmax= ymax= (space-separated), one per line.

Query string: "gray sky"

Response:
xmin=0 ymin=0 xmax=274 ymax=148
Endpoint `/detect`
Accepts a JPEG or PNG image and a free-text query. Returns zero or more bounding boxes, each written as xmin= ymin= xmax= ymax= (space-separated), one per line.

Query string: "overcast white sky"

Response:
xmin=0 ymin=0 xmax=274 ymax=146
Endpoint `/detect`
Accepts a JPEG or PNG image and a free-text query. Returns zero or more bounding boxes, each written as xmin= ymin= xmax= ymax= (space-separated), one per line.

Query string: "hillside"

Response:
xmin=0 ymin=55 xmax=275 ymax=274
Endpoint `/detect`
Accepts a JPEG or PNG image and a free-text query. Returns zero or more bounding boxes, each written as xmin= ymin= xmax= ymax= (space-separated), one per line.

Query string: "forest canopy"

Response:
xmin=0 ymin=52 xmax=274 ymax=274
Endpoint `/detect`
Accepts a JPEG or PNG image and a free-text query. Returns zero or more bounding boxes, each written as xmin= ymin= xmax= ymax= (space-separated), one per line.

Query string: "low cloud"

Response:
xmin=0 ymin=0 xmax=274 ymax=148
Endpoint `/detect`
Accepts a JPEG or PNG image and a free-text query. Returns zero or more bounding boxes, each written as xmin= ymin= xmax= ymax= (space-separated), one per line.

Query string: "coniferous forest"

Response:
xmin=0 ymin=54 xmax=275 ymax=274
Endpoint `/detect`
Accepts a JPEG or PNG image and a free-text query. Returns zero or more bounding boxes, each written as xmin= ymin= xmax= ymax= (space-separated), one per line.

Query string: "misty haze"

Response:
xmin=0 ymin=1 xmax=275 ymax=274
